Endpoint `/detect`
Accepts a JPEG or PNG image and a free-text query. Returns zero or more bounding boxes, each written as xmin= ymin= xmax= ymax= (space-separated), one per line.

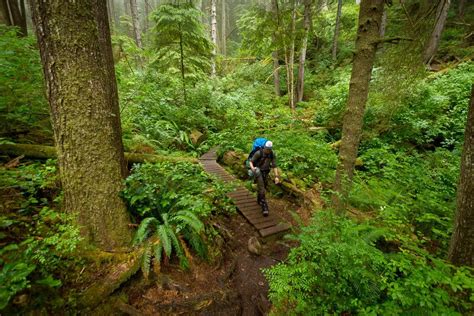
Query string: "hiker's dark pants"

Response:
xmin=256 ymin=170 xmax=269 ymax=203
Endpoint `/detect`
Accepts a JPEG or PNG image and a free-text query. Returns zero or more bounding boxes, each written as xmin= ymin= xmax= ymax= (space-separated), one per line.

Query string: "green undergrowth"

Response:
xmin=121 ymin=162 xmax=235 ymax=277
xmin=0 ymin=160 xmax=81 ymax=312
xmin=265 ymin=212 xmax=474 ymax=315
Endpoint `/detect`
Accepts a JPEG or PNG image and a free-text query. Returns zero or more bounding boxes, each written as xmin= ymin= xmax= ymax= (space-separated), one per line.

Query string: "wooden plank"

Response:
xmin=235 ymin=200 xmax=259 ymax=207
xmin=259 ymin=223 xmax=291 ymax=238
xmin=254 ymin=220 xmax=280 ymax=230
xmin=251 ymin=215 xmax=279 ymax=224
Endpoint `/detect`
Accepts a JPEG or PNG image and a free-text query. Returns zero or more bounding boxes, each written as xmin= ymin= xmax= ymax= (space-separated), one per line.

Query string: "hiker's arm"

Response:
xmin=249 ymin=160 xmax=256 ymax=172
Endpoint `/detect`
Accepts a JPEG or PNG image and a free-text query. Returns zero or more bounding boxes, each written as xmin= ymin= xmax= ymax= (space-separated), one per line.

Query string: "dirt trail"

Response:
xmin=106 ymin=195 xmax=300 ymax=316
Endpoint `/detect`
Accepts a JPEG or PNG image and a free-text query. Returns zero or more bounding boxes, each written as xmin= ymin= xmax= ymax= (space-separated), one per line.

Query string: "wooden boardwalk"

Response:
xmin=200 ymin=149 xmax=291 ymax=238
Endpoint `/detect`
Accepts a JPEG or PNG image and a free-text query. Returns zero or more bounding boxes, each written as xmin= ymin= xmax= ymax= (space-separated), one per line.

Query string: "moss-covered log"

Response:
xmin=78 ymin=252 xmax=141 ymax=309
xmin=0 ymin=143 xmax=199 ymax=164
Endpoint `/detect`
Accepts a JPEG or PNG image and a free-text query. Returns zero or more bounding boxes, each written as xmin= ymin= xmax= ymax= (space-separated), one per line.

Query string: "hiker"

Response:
xmin=248 ymin=140 xmax=280 ymax=216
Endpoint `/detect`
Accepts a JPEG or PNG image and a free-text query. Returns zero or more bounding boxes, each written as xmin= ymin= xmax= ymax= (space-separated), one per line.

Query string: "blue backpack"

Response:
xmin=245 ymin=138 xmax=273 ymax=171
xmin=248 ymin=137 xmax=268 ymax=160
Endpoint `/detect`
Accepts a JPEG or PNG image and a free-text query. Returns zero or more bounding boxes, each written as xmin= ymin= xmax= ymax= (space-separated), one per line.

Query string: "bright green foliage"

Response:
xmin=122 ymin=162 xmax=234 ymax=273
xmin=0 ymin=26 xmax=51 ymax=143
xmin=0 ymin=161 xmax=80 ymax=311
xmin=150 ymin=3 xmax=212 ymax=83
xmin=265 ymin=212 xmax=474 ymax=315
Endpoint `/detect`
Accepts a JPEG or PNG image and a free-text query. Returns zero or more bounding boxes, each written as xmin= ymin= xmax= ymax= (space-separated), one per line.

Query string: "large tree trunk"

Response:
xmin=331 ymin=0 xmax=343 ymax=61
xmin=1 ymin=0 xmax=27 ymax=36
xmin=29 ymin=0 xmax=132 ymax=250
xmin=210 ymin=0 xmax=217 ymax=76
xmin=423 ymin=0 xmax=451 ymax=64
xmin=296 ymin=0 xmax=311 ymax=103
xmin=129 ymin=0 xmax=142 ymax=48
xmin=332 ymin=0 xmax=385 ymax=213
xmin=448 ymin=85 xmax=474 ymax=268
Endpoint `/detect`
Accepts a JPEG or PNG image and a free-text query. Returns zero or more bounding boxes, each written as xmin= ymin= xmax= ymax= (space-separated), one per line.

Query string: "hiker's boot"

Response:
xmin=261 ymin=201 xmax=269 ymax=217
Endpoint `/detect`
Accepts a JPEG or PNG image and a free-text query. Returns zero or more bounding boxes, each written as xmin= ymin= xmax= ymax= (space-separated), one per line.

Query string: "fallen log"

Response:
xmin=0 ymin=143 xmax=199 ymax=164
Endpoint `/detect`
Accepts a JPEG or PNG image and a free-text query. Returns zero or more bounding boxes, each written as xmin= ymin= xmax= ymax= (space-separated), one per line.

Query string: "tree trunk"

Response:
xmin=448 ymin=85 xmax=474 ymax=268
xmin=458 ymin=0 xmax=466 ymax=18
xmin=379 ymin=9 xmax=387 ymax=50
xmin=271 ymin=0 xmax=281 ymax=97
xmin=332 ymin=0 xmax=385 ymax=213
xmin=331 ymin=0 xmax=343 ymax=61
xmin=144 ymin=0 xmax=149 ymax=34
xmin=1 ymin=0 xmax=27 ymax=36
xmin=129 ymin=0 xmax=142 ymax=48
xmin=110 ymin=0 xmax=119 ymax=30
xmin=423 ymin=0 xmax=451 ymax=64
xmin=107 ymin=0 xmax=114 ymax=32
xmin=210 ymin=0 xmax=217 ymax=76
xmin=297 ymin=0 xmax=311 ymax=102
xmin=286 ymin=0 xmax=297 ymax=111
xmin=288 ymin=0 xmax=296 ymax=111
xmin=29 ymin=0 xmax=132 ymax=250
xmin=221 ymin=0 xmax=226 ymax=56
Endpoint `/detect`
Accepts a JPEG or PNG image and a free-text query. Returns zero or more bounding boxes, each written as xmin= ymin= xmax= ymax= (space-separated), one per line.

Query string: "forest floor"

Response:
xmin=103 ymin=186 xmax=309 ymax=315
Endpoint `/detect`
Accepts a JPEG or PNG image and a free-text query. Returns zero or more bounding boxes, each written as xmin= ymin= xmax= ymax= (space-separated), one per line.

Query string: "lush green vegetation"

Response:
xmin=1 ymin=0 xmax=473 ymax=313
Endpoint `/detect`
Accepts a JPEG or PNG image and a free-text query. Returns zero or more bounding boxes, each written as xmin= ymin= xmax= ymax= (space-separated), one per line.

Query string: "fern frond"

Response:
xmin=173 ymin=210 xmax=204 ymax=232
xmin=133 ymin=217 xmax=159 ymax=246
xmin=141 ymin=242 xmax=152 ymax=279
xmin=158 ymin=224 xmax=172 ymax=258
xmin=152 ymin=240 xmax=162 ymax=274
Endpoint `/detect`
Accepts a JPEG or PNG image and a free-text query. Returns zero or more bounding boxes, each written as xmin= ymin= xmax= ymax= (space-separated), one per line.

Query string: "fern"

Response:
xmin=141 ymin=242 xmax=152 ymax=279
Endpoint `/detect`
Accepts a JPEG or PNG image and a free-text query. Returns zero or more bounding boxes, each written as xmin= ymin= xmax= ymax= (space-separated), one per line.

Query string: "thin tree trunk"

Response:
xmin=287 ymin=0 xmax=296 ymax=111
xmin=179 ymin=27 xmax=187 ymax=103
xmin=1 ymin=0 xmax=27 ymax=36
xmin=210 ymin=0 xmax=217 ymax=76
xmin=331 ymin=0 xmax=343 ymax=61
xmin=379 ymin=9 xmax=387 ymax=50
xmin=271 ymin=0 xmax=281 ymax=97
xmin=297 ymin=0 xmax=311 ymax=102
xmin=423 ymin=0 xmax=451 ymax=64
xmin=458 ymin=0 xmax=466 ymax=18
xmin=332 ymin=0 xmax=385 ymax=213
xmin=130 ymin=0 xmax=142 ymax=48
xmin=107 ymin=0 xmax=114 ymax=32
xmin=111 ymin=0 xmax=119 ymax=30
xmin=221 ymin=0 xmax=226 ymax=55
xmin=448 ymin=85 xmax=474 ymax=268
xmin=144 ymin=0 xmax=149 ymax=34
xmin=29 ymin=0 xmax=132 ymax=250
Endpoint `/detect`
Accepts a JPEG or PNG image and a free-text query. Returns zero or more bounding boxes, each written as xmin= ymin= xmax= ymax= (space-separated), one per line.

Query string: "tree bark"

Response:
xmin=1 ymin=0 xmax=27 ymax=36
xmin=29 ymin=0 xmax=132 ymax=250
xmin=271 ymin=0 xmax=281 ymax=97
xmin=332 ymin=0 xmax=385 ymax=213
xmin=286 ymin=0 xmax=297 ymax=111
xmin=458 ymin=0 xmax=466 ymax=18
xmin=448 ymin=85 xmax=474 ymax=268
xmin=144 ymin=0 xmax=149 ymax=34
xmin=331 ymin=0 xmax=343 ymax=61
xmin=297 ymin=0 xmax=311 ymax=102
xmin=129 ymin=0 xmax=142 ymax=48
xmin=423 ymin=0 xmax=451 ymax=64
xmin=210 ymin=0 xmax=217 ymax=76
xmin=220 ymin=0 xmax=226 ymax=56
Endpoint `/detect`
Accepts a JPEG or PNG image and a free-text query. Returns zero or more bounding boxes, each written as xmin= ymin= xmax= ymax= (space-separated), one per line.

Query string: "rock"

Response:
xmin=247 ymin=237 xmax=262 ymax=256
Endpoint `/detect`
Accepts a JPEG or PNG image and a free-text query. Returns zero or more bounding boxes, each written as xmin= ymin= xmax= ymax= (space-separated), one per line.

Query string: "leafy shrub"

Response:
xmin=0 ymin=25 xmax=51 ymax=143
xmin=265 ymin=212 xmax=474 ymax=315
xmin=0 ymin=161 xmax=80 ymax=311
xmin=121 ymin=162 xmax=234 ymax=274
